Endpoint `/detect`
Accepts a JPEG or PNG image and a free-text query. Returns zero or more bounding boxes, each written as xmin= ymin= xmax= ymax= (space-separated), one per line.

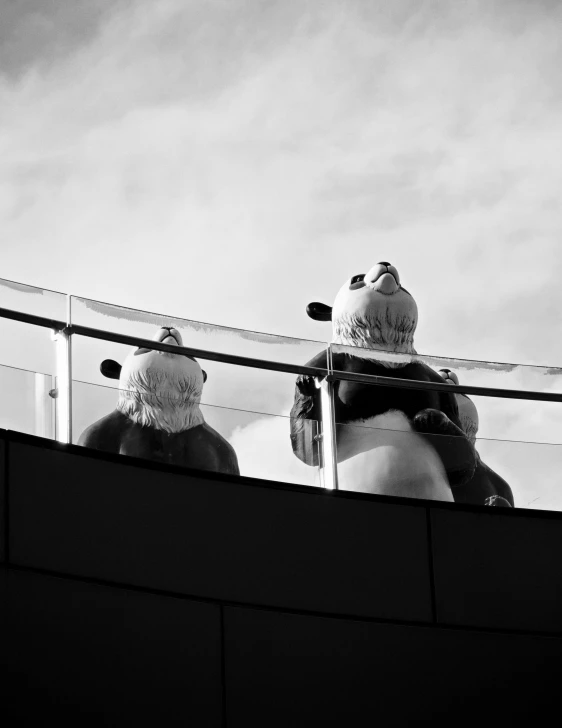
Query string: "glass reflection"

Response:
xmin=70 ymin=294 xmax=323 ymax=366
xmin=0 ymin=277 xmax=66 ymax=321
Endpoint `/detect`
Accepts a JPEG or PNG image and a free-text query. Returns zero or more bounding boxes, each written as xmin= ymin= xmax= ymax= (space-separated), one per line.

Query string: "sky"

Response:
xmin=2 ymin=0 xmax=562 ymax=507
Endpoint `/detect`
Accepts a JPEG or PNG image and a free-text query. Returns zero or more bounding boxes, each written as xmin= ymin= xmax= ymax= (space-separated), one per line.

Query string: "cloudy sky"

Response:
xmin=2 ymin=0 xmax=562 ymax=507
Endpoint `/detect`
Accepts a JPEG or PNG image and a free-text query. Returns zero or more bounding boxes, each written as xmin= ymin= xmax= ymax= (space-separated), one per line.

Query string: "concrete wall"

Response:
xmin=1 ymin=430 xmax=562 ymax=725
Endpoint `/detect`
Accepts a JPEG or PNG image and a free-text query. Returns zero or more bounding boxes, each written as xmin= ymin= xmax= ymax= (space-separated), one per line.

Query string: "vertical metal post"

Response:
xmin=53 ymin=296 xmax=72 ymax=444
xmin=319 ymin=346 xmax=338 ymax=491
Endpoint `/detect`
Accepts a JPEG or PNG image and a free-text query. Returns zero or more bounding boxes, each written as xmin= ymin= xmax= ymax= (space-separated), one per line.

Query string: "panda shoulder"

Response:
xmin=304 ymin=349 xmax=330 ymax=369
xmin=199 ymin=422 xmax=240 ymax=474
xmin=77 ymin=410 xmax=127 ymax=450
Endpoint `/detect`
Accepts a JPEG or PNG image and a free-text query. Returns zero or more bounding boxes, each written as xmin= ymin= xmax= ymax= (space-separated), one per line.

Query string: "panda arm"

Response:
xmin=290 ymin=350 xmax=330 ymax=467
xmin=425 ymin=366 xmax=464 ymax=430
xmin=412 ymin=363 xmax=464 ymax=428
xmin=411 ymin=365 xmax=477 ymax=487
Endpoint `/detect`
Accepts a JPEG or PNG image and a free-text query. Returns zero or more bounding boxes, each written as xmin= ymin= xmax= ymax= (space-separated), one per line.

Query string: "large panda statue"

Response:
xmin=290 ymin=261 xmax=477 ymax=502
xmin=439 ymin=369 xmax=514 ymax=507
xmin=78 ymin=326 xmax=240 ymax=475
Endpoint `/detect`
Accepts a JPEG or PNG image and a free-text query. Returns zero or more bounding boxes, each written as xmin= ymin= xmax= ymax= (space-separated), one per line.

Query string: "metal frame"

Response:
xmin=320 ymin=346 xmax=339 ymax=490
xmin=2 ymin=305 xmax=561 ymax=403
xmin=67 ymin=324 xmax=562 ymax=403
xmin=2 ymin=303 xmax=562 ymax=484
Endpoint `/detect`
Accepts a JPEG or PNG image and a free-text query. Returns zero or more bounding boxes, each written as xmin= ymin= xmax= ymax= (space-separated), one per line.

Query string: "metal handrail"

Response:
xmin=70 ymin=325 xmax=562 ymax=402
xmin=1 ymin=305 xmax=561 ymax=403
xmin=0 ymin=306 xmax=65 ymax=331
xmin=329 ymin=371 xmax=562 ymax=403
xmin=69 ymin=324 xmax=330 ymax=379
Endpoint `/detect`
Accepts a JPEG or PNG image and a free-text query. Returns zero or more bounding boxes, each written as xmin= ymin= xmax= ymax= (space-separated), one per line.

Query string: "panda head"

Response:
xmin=102 ymin=326 xmax=207 ymax=433
xmin=439 ymin=369 xmax=479 ymax=444
xmin=307 ymin=262 xmax=418 ymax=354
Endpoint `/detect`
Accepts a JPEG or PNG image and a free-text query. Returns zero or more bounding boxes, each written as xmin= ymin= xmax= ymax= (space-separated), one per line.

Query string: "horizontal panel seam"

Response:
xmin=6 ymin=563 xmax=561 ymax=642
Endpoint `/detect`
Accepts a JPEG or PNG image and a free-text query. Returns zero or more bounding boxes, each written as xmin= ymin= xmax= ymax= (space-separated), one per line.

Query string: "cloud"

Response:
xmin=2 ymin=1 xmax=561 ymax=356
xmin=0 ymin=0 xmax=130 ymax=80
xmin=226 ymin=411 xmax=322 ymax=487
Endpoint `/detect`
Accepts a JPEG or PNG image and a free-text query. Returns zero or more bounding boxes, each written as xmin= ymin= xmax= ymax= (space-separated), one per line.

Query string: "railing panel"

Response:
xmin=69 ymin=295 xmax=323 ymax=369
xmin=0 ymin=277 xmax=66 ymax=323
xmin=329 ymin=342 xmax=562 ymax=404
xmin=68 ymin=297 xmax=326 ymax=481
xmin=328 ymin=341 xmax=562 ymax=508
xmin=332 ymin=417 xmax=562 ymax=511
xmin=0 ymin=363 xmax=55 ymax=439
xmin=72 ymin=378 xmax=321 ymax=487
xmin=0 ymin=279 xmax=64 ymax=439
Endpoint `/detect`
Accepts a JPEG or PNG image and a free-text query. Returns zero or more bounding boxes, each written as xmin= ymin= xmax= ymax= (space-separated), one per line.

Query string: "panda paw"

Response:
xmin=412 ymin=408 xmax=465 ymax=438
xmin=413 ymin=408 xmax=476 ymax=488
xmin=296 ymin=374 xmax=320 ymax=397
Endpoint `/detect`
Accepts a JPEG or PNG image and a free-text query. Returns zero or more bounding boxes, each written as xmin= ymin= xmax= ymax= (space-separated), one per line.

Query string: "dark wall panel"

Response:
xmin=431 ymin=509 xmax=562 ymax=632
xmin=9 ymin=442 xmax=432 ymax=622
xmin=5 ymin=569 xmax=222 ymax=727
xmin=224 ymin=606 xmax=562 ymax=728
xmin=0 ymin=437 xmax=5 ymax=564
xmin=0 ymin=565 xmax=6 ymax=683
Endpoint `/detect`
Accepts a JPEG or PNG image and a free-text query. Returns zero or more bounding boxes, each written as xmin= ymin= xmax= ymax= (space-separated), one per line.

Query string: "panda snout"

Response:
xmin=154 ymin=327 xmax=183 ymax=347
xmin=364 ymin=262 xmax=401 ymax=293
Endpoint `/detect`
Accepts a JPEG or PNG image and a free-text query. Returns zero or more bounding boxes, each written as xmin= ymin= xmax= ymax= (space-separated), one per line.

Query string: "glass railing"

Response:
xmin=0 ymin=362 xmax=56 ymax=439
xmin=72 ymin=379 xmax=321 ymax=487
xmin=70 ymin=294 xmax=324 ymax=367
xmin=329 ymin=342 xmax=562 ymax=445
xmin=334 ymin=422 xmax=475 ymax=500
xmin=1 ymin=279 xmax=561 ymax=512
xmin=68 ymin=296 xmax=326 ymax=450
xmin=0 ymin=276 xmax=67 ymax=322
xmin=0 ymin=278 xmax=61 ymax=438
xmin=0 ymin=277 xmax=63 ymax=377
xmin=333 ymin=419 xmax=562 ymax=512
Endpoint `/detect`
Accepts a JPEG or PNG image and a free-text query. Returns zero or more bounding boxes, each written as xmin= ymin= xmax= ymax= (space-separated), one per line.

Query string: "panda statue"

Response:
xmin=290 ymin=261 xmax=478 ymax=502
xmin=78 ymin=326 xmax=240 ymax=476
xmin=439 ymin=369 xmax=514 ymax=507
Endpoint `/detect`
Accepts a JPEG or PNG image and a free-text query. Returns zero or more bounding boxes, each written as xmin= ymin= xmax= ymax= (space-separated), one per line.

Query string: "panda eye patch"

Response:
xmin=349 ymin=274 xmax=366 ymax=290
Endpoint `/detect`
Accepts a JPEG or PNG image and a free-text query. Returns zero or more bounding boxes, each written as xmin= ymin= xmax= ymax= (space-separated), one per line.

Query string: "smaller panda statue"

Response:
xmin=439 ymin=369 xmax=514 ymax=507
xmin=78 ymin=326 xmax=240 ymax=476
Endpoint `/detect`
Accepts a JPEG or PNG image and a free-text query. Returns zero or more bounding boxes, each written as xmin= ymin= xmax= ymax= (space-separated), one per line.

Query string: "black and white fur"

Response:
xmin=79 ymin=327 xmax=239 ymax=475
xmin=291 ymin=262 xmax=476 ymax=501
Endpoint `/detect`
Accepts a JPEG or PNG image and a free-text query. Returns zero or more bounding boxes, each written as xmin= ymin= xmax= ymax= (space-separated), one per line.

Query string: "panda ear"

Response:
xmin=202 ymin=370 xmax=208 ymax=383
xmin=306 ymin=302 xmax=332 ymax=322
xmin=100 ymin=359 xmax=122 ymax=380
